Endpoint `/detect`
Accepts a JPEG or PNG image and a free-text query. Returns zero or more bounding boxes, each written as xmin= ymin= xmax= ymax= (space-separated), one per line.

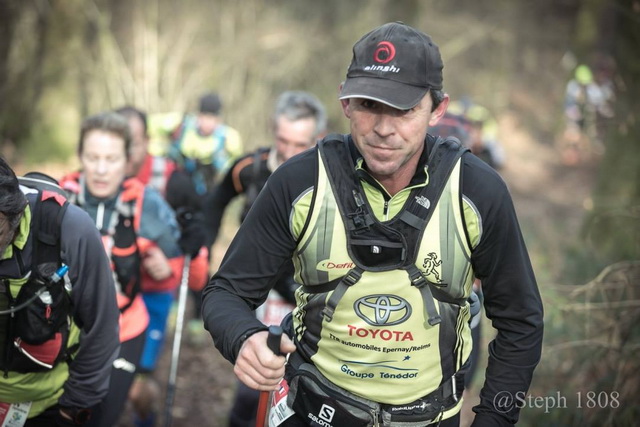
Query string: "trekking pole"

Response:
xmin=163 ymin=255 xmax=191 ymax=427
xmin=255 ymin=325 xmax=283 ymax=427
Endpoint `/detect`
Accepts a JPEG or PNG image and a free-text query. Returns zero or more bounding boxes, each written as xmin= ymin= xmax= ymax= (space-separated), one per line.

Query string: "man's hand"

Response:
xmin=57 ymin=406 xmax=92 ymax=426
xmin=176 ymin=208 xmax=205 ymax=257
xmin=233 ymin=330 xmax=296 ymax=391
xmin=142 ymin=246 xmax=172 ymax=280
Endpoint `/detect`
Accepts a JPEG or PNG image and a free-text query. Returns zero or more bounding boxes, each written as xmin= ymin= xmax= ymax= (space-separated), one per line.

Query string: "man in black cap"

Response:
xmin=203 ymin=22 xmax=543 ymax=426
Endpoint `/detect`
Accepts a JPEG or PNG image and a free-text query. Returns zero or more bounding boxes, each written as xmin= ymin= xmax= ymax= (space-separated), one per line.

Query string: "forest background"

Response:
xmin=1 ymin=0 xmax=639 ymax=426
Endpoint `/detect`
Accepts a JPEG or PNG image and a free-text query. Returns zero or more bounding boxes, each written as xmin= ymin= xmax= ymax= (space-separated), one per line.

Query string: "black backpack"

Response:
xmin=0 ymin=172 xmax=74 ymax=374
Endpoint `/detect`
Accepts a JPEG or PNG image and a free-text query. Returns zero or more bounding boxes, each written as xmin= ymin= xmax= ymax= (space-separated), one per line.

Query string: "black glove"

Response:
xmin=176 ymin=208 xmax=205 ymax=257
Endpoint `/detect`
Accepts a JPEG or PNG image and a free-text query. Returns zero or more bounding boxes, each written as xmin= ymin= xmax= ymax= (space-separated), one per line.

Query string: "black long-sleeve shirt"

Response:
xmin=203 ymin=147 xmax=298 ymax=303
xmin=203 ymin=148 xmax=271 ymax=249
xmin=203 ymin=134 xmax=543 ymax=425
xmin=0 ymin=198 xmax=120 ymax=410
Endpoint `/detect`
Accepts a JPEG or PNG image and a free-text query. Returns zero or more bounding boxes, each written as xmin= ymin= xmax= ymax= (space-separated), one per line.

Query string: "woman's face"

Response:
xmin=80 ymin=130 xmax=127 ymax=199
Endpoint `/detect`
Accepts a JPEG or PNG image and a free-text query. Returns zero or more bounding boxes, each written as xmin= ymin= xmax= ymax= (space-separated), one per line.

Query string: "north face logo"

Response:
xmin=415 ymin=195 xmax=430 ymax=209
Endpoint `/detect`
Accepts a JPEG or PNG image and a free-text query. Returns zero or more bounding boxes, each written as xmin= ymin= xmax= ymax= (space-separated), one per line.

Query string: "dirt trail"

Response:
xmin=498 ymin=113 xmax=597 ymax=230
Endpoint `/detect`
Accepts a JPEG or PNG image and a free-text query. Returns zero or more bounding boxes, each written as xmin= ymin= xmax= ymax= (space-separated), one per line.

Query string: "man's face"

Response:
xmin=80 ymin=130 xmax=128 ymax=199
xmin=340 ymin=92 xmax=448 ymax=186
xmin=197 ymin=113 xmax=221 ymax=136
xmin=126 ymin=115 xmax=148 ymax=176
xmin=274 ymin=116 xmax=317 ymax=164
xmin=0 ymin=212 xmax=17 ymax=256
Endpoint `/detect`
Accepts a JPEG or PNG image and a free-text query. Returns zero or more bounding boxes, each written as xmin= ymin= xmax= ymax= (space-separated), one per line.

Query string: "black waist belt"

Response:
xmin=286 ymin=350 xmax=463 ymax=425
xmin=380 ymin=374 xmax=462 ymax=424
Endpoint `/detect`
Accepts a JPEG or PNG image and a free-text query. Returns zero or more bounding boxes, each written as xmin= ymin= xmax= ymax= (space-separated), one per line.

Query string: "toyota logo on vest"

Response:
xmin=354 ymin=295 xmax=412 ymax=327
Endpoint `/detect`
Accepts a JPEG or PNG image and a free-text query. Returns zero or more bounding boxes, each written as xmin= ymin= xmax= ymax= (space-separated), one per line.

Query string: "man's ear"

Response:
xmin=338 ymin=82 xmax=351 ymax=119
xmin=340 ymin=98 xmax=351 ymax=119
xmin=428 ymin=93 xmax=450 ymax=126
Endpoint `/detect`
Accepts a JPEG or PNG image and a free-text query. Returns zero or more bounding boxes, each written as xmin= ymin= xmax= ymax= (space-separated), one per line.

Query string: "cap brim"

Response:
xmin=339 ymin=77 xmax=428 ymax=110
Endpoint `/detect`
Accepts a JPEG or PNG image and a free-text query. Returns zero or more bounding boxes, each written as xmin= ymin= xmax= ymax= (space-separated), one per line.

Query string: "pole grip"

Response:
xmin=266 ymin=325 xmax=283 ymax=356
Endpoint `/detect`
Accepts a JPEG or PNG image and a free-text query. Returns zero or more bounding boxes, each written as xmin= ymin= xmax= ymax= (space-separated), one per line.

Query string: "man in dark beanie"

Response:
xmin=165 ymin=91 xmax=244 ymax=344
xmin=199 ymin=92 xmax=222 ymax=116
xmin=168 ymin=91 xmax=243 ymax=196
xmin=203 ymin=22 xmax=543 ymax=426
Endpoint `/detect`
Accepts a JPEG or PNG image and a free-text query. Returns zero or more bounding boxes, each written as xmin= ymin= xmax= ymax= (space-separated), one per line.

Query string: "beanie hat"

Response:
xmin=199 ymin=93 xmax=222 ymax=115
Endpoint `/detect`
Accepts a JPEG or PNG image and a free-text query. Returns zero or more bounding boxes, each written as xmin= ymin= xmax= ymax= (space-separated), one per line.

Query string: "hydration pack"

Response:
xmin=0 ymin=172 xmax=74 ymax=374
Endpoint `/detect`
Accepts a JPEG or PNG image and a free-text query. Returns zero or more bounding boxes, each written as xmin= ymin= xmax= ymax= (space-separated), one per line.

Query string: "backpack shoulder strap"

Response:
xmin=397 ymin=137 xmax=469 ymax=232
xmin=244 ymin=148 xmax=268 ymax=210
xmin=19 ymin=172 xmax=69 ymax=200
xmin=317 ymin=134 xmax=376 ymax=233
xmin=19 ymin=173 xmax=69 ymax=279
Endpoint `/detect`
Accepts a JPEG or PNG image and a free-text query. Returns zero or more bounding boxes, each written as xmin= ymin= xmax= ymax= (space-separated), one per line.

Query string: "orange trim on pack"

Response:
xmin=231 ymin=156 xmax=253 ymax=193
xmin=231 ymin=151 xmax=269 ymax=193
xmin=120 ymin=178 xmax=145 ymax=232
xmin=120 ymin=177 xmax=144 ymax=202
xmin=136 ymin=155 xmax=154 ymax=186
xmin=111 ymin=244 xmax=137 ymax=257
xmin=41 ymin=191 xmax=66 ymax=206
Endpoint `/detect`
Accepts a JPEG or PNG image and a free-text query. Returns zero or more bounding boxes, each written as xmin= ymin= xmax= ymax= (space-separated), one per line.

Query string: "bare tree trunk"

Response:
xmin=78 ymin=11 xmax=100 ymax=118
xmin=0 ymin=0 xmax=25 ymax=149
xmin=27 ymin=0 xmax=52 ymax=125
xmin=0 ymin=0 xmax=51 ymax=153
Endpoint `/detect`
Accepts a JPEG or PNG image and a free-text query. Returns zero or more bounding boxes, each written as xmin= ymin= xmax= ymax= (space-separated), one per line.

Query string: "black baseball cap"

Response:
xmin=339 ymin=22 xmax=444 ymax=110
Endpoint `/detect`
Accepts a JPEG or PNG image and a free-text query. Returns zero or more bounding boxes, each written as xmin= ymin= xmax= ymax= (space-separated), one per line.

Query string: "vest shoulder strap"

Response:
xmin=317 ymin=134 xmax=469 ymax=263
xmin=398 ymin=137 xmax=469 ymax=232
xmin=316 ymin=135 xmax=468 ymax=324
xmin=19 ymin=172 xmax=69 ymax=200
xmin=244 ymin=148 xmax=268 ymax=212
xmin=18 ymin=173 xmax=68 ymax=279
